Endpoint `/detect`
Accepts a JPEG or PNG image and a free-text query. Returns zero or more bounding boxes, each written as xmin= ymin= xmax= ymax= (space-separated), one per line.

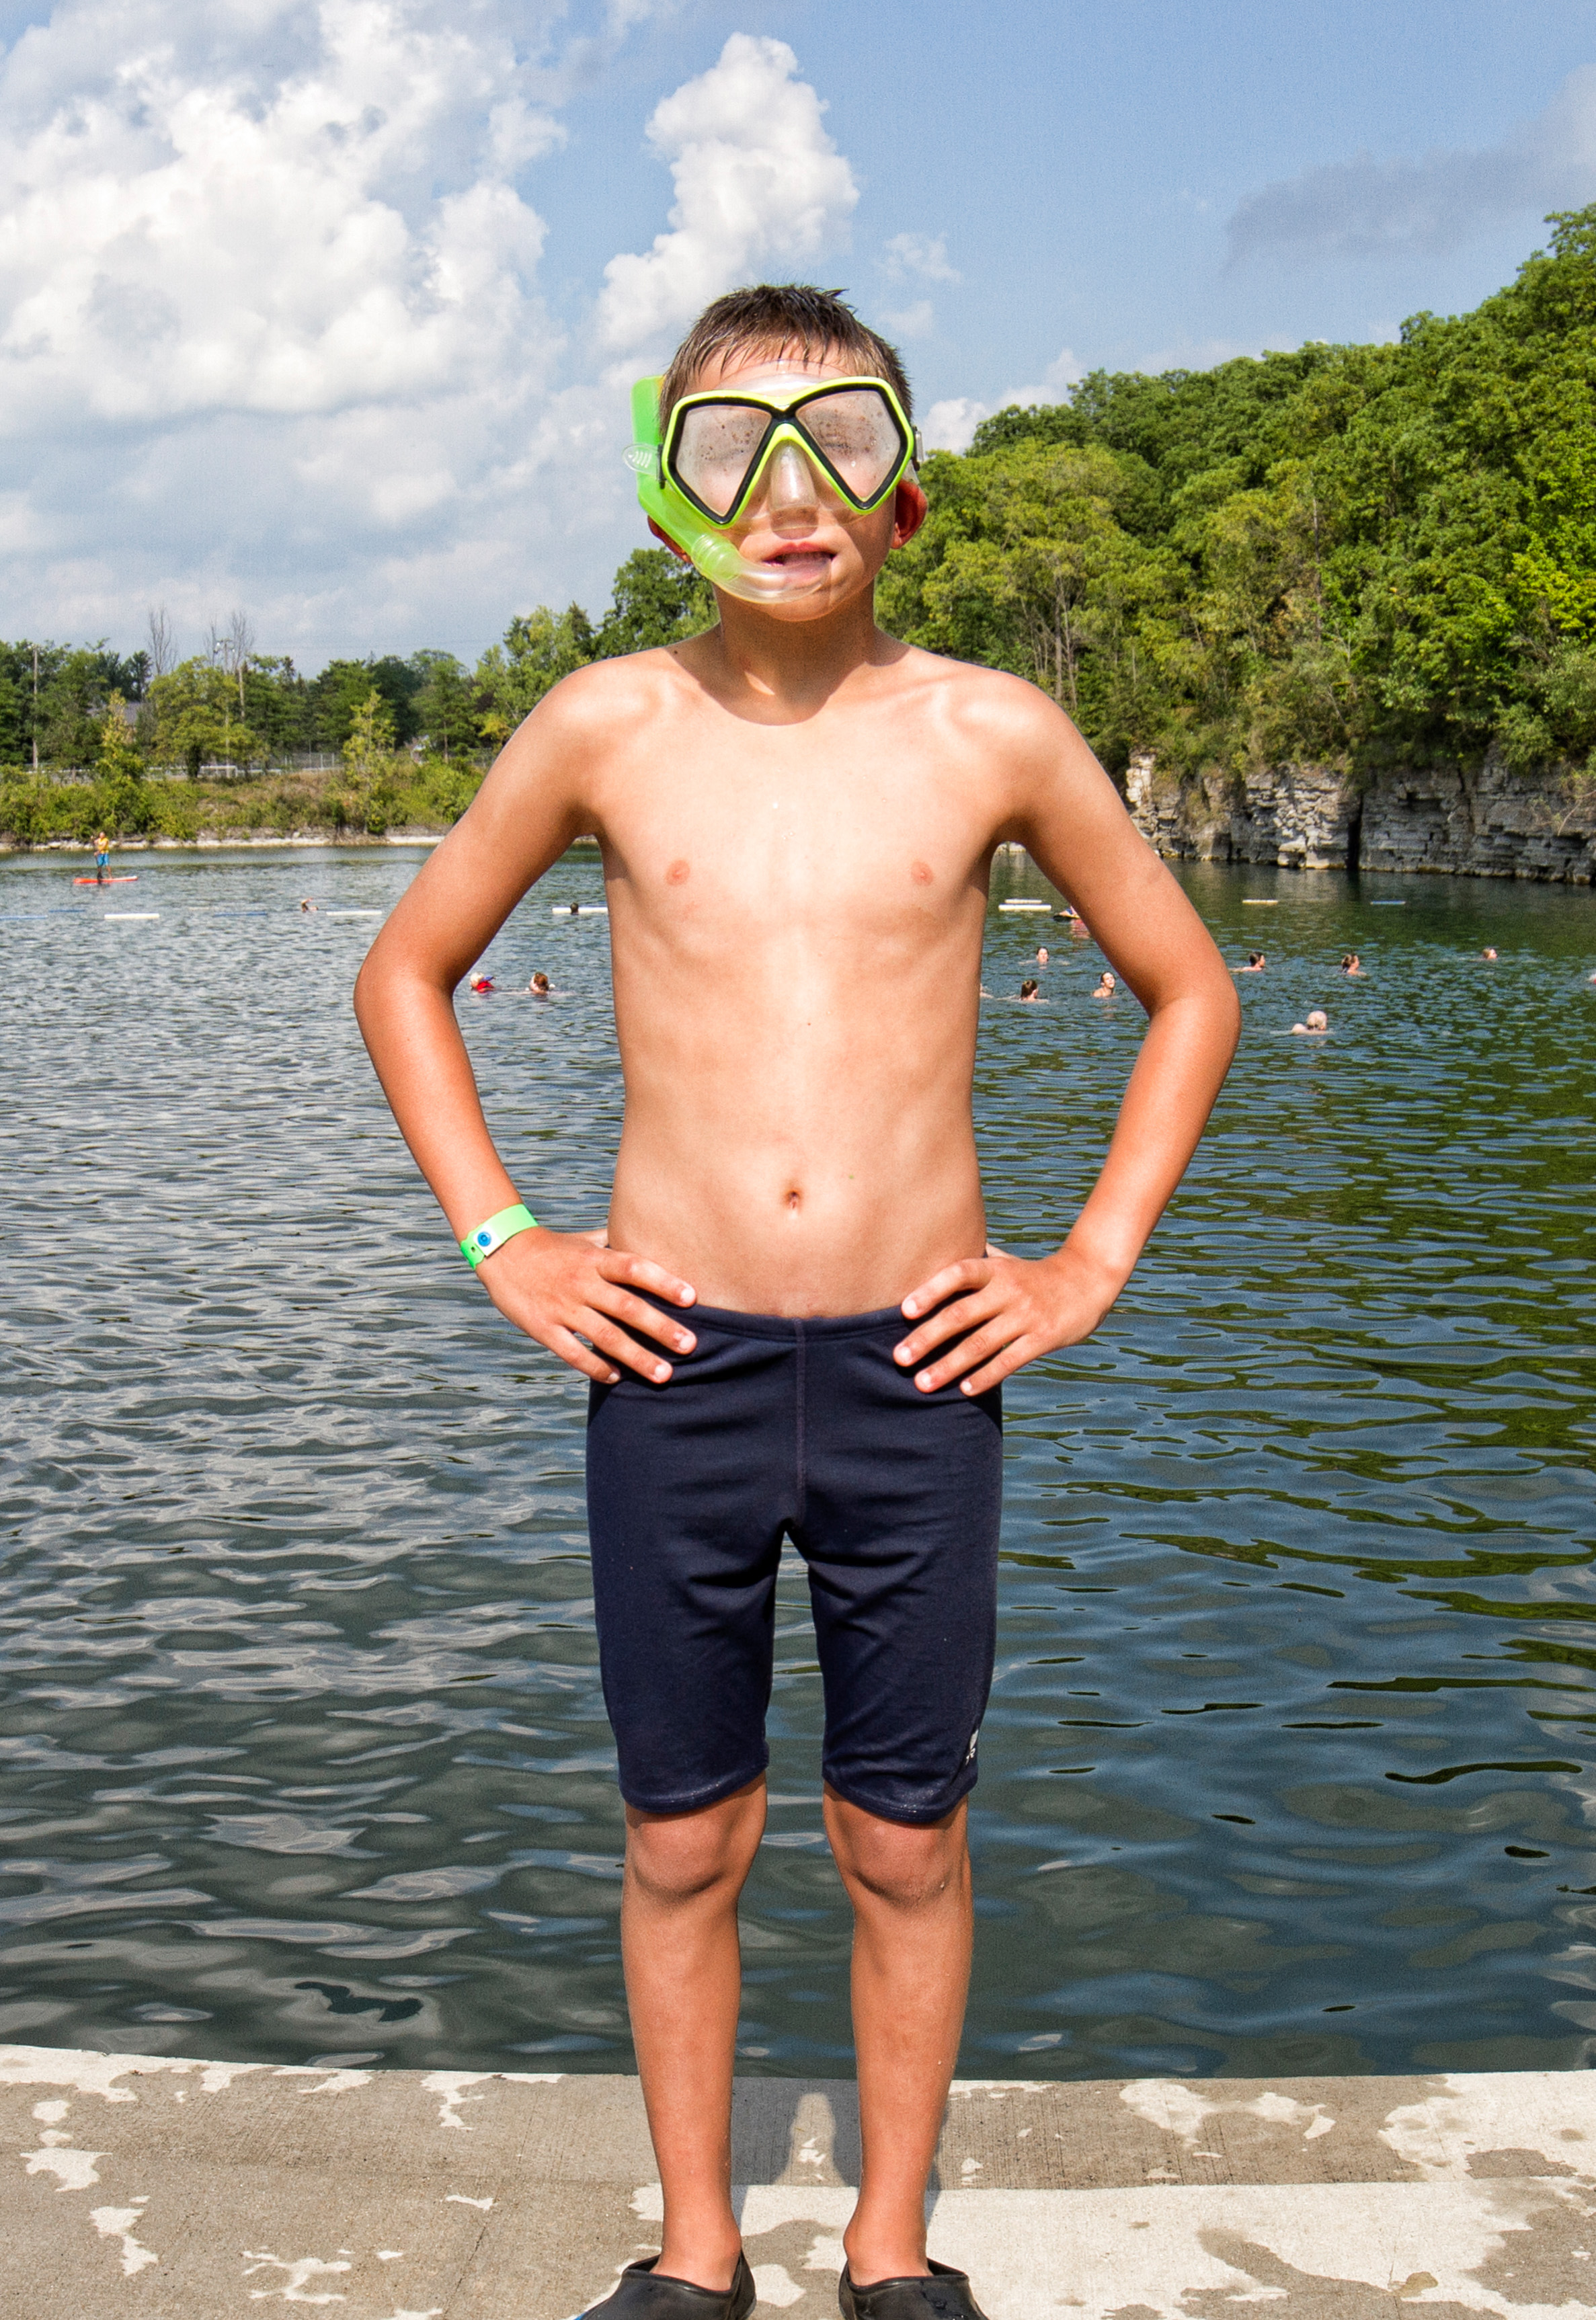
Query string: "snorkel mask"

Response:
xmin=628 ymin=373 xmax=924 ymax=604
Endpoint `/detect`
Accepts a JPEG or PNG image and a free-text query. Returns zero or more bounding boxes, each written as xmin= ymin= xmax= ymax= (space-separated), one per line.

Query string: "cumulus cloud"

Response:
xmin=1228 ymin=61 xmax=1596 ymax=267
xmin=880 ymin=231 xmax=960 ymax=285
xmin=0 ymin=0 xmax=559 ymax=431
xmin=0 ymin=9 xmax=871 ymax=659
xmin=595 ymin=33 xmax=858 ymax=356
xmin=924 ymin=346 xmax=1086 ymax=454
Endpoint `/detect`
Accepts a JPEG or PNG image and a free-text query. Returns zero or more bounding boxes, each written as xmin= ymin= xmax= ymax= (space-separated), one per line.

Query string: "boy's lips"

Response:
xmin=766 ymin=546 xmax=834 ymax=576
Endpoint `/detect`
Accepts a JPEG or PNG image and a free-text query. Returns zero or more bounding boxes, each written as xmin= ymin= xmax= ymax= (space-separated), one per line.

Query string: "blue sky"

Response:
xmin=3 ymin=0 xmax=1596 ymax=665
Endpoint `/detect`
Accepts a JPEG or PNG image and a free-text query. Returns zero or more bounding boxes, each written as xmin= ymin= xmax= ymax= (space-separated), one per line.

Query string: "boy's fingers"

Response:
xmin=893 ymin=1285 xmax=1004 ymax=1365
xmin=600 ymin=1250 xmax=696 ymax=1306
xmin=914 ymin=1311 xmax=1024 ymax=1391
xmin=590 ymin=1285 xmax=696 ymax=1352
xmin=957 ymin=1341 xmax=1035 ymax=1396
xmin=582 ymin=1313 xmax=674 ymax=1385
xmin=546 ymin=1325 xmax=623 ymax=1386
xmin=900 ymin=1256 xmax=990 ymax=1320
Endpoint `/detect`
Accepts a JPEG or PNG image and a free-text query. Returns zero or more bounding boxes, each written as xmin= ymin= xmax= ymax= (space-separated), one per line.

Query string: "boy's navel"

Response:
xmin=666 ymin=858 xmax=691 ymax=885
xmin=910 ymin=860 xmax=933 ymax=885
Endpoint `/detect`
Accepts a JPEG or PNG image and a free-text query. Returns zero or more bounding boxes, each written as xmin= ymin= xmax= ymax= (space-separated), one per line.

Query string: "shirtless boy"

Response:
xmin=354 ymin=285 xmax=1240 ymax=2320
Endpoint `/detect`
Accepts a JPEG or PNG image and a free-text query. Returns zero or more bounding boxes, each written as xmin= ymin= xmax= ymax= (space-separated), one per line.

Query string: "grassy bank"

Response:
xmin=0 ymin=759 xmax=487 ymax=847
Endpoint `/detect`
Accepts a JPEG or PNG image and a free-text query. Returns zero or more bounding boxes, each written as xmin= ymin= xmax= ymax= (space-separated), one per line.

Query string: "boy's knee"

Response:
xmin=625 ymin=1782 xmax=764 ymax=1905
xmin=826 ymin=1793 xmax=967 ymax=1912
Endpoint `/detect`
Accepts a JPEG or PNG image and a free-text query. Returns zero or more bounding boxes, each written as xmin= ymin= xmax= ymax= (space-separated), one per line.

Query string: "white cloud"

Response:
xmin=0 ymin=0 xmax=558 ymax=430
xmin=922 ymin=397 xmax=988 ymax=454
xmin=879 ymin=298 xmax=934 ymax=341
xmin=880 ymin=231 xmax=959 ymax=284
xmin=1228 ymin=61 xmax=1596 ymax=267
xmin=0 ymin=9 xmax=875 ymax=662
xmin=594 ymin=32 xmax=858 ymax=356
xmin=924 ymin=346 xmax=1084 ymax=454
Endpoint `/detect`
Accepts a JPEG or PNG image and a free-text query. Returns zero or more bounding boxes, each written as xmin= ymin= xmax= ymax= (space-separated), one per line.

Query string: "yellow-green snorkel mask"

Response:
xmin=627 ymin=373 xmax=924 ymax=604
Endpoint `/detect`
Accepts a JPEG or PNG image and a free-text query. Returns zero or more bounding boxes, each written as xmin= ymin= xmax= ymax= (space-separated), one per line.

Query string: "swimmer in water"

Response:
xmin=529 ymin=971 xmax=552 ymax=997
xmin=1291 ymin=1009 xmax=1329 ymax=1035
xmin=1019 ymin=977 xmax=1042 ymax=1002
xmin=1482 ymin=947 xmax=1498 ymax=961
xmin=300 ymin=899 xmax=319 ymax=914
xmin=469 ymin=972 xmax=494 ymax=994
xmin=1239 ymin=952 xmax=1266 ymax=973
xmin=1035 ymin=946 xmax=1049 ymax=967
xmin=1341 ymin=953 xmax=1363 ymax=976
xmin=1092 ymin=971 xmax=1116 ymax=997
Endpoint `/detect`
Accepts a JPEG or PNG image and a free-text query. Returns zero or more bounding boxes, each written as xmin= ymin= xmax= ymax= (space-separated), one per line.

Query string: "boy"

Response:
xmin=354 ymin=285 xmax=1240 ymax=2320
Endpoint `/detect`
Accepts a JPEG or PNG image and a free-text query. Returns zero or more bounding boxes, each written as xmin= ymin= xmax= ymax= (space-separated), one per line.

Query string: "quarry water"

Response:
xmin=1 ymin=842 xmax=1594 ymax=2081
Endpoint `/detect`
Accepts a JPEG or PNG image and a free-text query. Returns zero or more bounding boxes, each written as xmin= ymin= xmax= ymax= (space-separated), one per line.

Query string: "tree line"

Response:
xmin=878 ymin=203 xmax=1596 ymax=795
xmin=0 ymin=551 xmax=711 ymax=781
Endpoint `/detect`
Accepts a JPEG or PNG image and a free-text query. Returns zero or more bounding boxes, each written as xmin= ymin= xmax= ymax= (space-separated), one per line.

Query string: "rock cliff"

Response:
xmin=1124 ymin=750 xmax=1596 ymax=883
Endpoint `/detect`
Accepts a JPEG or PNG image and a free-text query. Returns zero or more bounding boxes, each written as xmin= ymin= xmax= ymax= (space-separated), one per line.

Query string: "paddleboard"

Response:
xmin=327 ymin=909 xmax=381 ymax=918
xmin=106 ymin=912 xmax=158 ymax=920
xmin=551 ymin=904 xmax=609 ymax=915
xmin=998 ymin=899 xmax=1051 ymax=912
xmin=1242 ymin=897 xmax=1279 ymax=906
xmin=73 ymin=874 xmax=138 ymax=885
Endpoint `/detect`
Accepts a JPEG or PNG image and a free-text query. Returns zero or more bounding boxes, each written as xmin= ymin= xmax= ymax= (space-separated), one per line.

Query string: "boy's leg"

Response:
xmin=825 ymin=1791 xmax=971 ymax=2284
xmin=623 ymin=1776 xmax=768 ymax=2290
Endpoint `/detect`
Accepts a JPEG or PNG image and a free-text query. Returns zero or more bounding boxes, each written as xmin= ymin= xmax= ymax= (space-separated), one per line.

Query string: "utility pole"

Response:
xmin=31 ymin=642 xmax=38 ymax=774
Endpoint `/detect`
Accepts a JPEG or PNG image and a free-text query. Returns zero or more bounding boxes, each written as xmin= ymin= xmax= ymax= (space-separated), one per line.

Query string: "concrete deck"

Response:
xmin=3 ymin=2046 xmax=1593 ymax=2317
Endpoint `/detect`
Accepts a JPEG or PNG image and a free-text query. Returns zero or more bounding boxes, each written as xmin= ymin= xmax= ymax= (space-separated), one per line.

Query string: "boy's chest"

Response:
xmin=596 ymin=723 xmax=999 ymax=932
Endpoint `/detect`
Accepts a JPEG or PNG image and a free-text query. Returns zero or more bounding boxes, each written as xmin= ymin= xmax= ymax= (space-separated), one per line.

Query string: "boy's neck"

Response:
xmin=700 ymin=587 xmax=895 ymax=721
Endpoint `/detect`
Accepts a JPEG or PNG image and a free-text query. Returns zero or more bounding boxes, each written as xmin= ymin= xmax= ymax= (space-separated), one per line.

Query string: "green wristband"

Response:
xmin=461 ymin=1202 xmax=538 ymax=1269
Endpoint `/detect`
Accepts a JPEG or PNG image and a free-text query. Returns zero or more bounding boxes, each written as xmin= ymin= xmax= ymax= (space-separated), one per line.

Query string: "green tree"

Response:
xmin=410 ymin=651 xmax=478 ymax=760
xmin=595 ymin=549 xmax=715 ymax=657
xmin=149 ymin=660 xmax=264 ymax=777
xmin=475 ymin=606 xmax=596 ymax=744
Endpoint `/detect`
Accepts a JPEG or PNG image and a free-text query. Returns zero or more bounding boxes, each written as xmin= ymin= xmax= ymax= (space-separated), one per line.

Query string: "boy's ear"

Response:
xmin=891 ymin=477 xmax=928 ymax=550
xmin=647 ymin=518 xmax=694 ymax=565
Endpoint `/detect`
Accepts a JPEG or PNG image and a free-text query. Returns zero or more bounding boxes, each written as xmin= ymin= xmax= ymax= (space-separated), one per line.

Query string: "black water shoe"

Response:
xmin=577 ymin=2253 xmax=756 ymax=2319
xmin=839 ymin=2259 xmax=990 ymax=2320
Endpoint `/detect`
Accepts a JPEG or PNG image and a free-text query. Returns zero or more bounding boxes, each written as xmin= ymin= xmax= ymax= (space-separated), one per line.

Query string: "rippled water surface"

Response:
xmin=2 ymin=843 xmax=1594 ymax=2079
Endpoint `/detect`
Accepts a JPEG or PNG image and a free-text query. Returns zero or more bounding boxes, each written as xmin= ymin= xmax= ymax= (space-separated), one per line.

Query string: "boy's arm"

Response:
xmin=895 ymin=686 xmax=1241 ymax=1396
xmin=352 ymin=673 xmax=699 ymax=1386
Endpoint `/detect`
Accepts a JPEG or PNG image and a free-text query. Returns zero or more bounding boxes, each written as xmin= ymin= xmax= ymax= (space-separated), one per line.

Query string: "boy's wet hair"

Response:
xmin=659 ymin=284 xmax=913 ymax=428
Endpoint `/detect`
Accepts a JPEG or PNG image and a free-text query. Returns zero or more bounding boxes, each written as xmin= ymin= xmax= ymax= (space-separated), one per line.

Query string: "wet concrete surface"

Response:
xmin=5 ymin=2046 xmax=1595 ymax=2316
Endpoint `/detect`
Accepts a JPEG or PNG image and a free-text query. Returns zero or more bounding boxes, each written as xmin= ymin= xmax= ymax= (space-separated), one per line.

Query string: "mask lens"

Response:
xmin=672 ymin=402 xmax=770 ymax=521
xmin=798 ymin=388 xmax=906 ymax=505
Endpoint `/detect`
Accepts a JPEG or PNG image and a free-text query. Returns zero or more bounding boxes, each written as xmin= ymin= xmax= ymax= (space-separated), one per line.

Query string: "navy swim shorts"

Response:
xmin=586 ymin=1301 xmax=1002 ymax=1825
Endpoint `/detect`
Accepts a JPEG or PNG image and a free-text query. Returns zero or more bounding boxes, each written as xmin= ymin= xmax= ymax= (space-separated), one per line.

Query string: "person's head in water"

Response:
xmin=646 ymin=284 xmax=927 ymax=621
xmin=1241 ymin=951 xmax=1265 ymax=971
xmin=1341 ymin=952 xmax=1363 ymax=975
xmin=1019 ymin=977 xmax=1041 ymax=1001
xmin=469 ymin=971 xmax=493 ymax=994
xmin=1093 ymin=970 xmax=1115 ymax=996
xmin=1292 ymin=1008 xmax=1329 ymax=1034
xmin=1035 ymin=946 xmax=1048 ymax=966
xmin=529 ymin=971 xmax=551 ymax=996
xmin=1482 ymin=947 xmax=1498 ymax=961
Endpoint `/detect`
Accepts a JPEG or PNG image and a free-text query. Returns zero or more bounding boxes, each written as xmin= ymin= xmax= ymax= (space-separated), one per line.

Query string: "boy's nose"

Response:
xmin=762 ymin=440 xmax=824 ymax=517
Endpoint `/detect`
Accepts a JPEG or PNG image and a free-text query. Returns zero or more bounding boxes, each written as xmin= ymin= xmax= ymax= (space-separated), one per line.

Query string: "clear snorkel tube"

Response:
xmin=627 ymin=376 xmax=837 ymax=606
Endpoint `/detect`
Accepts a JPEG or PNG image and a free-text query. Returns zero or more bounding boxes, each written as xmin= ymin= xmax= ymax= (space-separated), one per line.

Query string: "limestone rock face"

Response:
xmin=1125 ymin=750 xmax=1596 ymax=882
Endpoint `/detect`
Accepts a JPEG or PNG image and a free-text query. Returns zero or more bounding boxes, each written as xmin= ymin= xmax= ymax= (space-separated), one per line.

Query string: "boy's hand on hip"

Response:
xmin=475 ymin=1226 xmax=696 ymax=1385
xmin=894 ymin=1244 xmax=1121 ymax=1396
